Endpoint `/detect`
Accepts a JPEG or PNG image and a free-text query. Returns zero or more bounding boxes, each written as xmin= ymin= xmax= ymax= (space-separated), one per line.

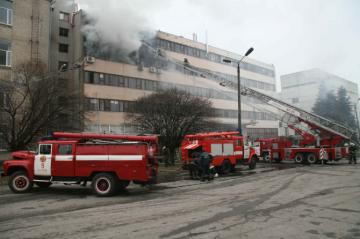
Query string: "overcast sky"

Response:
xmin=77 ymin=0 xmax=360 ymax=90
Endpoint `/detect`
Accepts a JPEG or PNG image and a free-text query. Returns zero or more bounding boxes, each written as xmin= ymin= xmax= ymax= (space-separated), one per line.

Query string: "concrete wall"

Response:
xmin=0 ymin=0 xmax=50 ymax=80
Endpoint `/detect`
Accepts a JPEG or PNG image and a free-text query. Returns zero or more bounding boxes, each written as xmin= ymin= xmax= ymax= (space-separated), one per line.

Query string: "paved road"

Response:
xmin=0 ymin=162 xmax=359 ymax=239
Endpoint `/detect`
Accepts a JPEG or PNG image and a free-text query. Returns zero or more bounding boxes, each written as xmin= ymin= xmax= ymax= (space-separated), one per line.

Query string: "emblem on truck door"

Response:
xmin=40 ymin=155 xmax=47 ymax=169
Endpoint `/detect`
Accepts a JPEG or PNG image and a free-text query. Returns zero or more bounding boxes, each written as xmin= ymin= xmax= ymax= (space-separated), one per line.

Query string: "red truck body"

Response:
xmin=256 ymin=134 xmax=349 ymax=164
xmin=2 ymin=132 xmax=159 ymax=196
xmin=181 ymin=132 xmax=258 ymax=174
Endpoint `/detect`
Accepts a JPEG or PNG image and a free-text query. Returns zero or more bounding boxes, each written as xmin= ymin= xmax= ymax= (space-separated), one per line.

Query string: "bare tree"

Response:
xmin=0 ymin=61 xmax=84 ymax=151
xmin=129 ymin=88 xmax=217 ymax=165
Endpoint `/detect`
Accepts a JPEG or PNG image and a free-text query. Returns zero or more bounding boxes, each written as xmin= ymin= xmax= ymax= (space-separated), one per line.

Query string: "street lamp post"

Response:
xmin=353 ymin=98 xmax=360 ymax=143
xmin=223 ymin=47 xmax=254 ymax=135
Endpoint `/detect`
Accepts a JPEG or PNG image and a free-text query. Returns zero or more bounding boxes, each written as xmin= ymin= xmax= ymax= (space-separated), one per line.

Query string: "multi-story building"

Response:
xmin=0 ymin=0 xmax=51 ymax=149
xmin=280 ymin=68 xmax=359 ymax=112
xmin=0 ymin=0 xmax=82 ymax=149
xmin=49 ymin=0 xmax=83 ymax=129
xmin=83 ymin=31 xmax=279 ymax=139
xmin=49 ymin=0 xmax=83 ymax=72
xmin=0 ymin=0 xmax=50 ymax=77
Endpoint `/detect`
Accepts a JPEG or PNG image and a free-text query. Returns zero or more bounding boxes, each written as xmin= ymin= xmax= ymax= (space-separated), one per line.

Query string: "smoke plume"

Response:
xmin=77 ymin=0 xmax=157 ymax=62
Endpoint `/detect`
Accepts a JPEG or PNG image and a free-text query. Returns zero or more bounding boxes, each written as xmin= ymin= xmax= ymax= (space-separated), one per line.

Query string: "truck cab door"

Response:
xmin=34 ymin=144 xmax=53 ymax=176
xmin=244 ymin=144 xmax=250 ymax=159
xmin=52 ymin=143 xmax=75 ymax=177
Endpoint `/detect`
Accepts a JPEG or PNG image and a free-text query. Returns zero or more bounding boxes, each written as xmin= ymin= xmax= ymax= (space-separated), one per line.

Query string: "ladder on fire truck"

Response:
xmin=223 ymin=81 xmax=355 ymax=141
xmin=142 ymin=41 xmax=357 ymax=142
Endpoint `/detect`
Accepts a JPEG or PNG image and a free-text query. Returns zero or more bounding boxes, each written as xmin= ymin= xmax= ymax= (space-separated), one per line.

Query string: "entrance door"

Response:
xmin=52 ymin=143 xmax=75 ymax=177
xmin=34 ymin=144 xmax=53 ymax=176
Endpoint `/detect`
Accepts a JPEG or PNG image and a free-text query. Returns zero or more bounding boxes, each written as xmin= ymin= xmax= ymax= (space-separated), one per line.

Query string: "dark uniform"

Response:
xmin=188 ymin=152 xmax=201 ymax=179
xmin=199 ymin=152 xmax=213 ymax=181
xmin=348 ymin=144 xmax=358 ymax=164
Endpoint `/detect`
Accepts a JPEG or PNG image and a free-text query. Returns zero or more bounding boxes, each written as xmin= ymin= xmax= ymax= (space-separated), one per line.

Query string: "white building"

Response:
xmin=280 ymin=68 xmax=359 ymax=112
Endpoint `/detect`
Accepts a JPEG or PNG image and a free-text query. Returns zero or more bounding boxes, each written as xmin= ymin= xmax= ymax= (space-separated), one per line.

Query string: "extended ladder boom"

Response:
xmin=142 ymin=41 xmax=356 ymax=141
xmin=239 ymin=86 xmax=355 ymax=140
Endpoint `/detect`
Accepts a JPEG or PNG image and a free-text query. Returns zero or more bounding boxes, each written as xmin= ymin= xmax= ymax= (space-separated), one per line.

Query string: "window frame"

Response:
xmin=38 ymin=144 xmax=52 ymax=155
xmin=59 ymin=27 xmax=69 ymax=37
xmin=59 ymin=11 xmax=70 ymax=22
xmin=59 ymin=43 xmax=69 ymax=53
xmin=57 ymin=144 xmax=73 ymax=155
xmin=0 ymin=7 xmax=12 ymax=25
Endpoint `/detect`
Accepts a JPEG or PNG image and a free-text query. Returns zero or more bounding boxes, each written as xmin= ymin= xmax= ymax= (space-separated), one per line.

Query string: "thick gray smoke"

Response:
xmin=77 ymin=0 xmax=158 ymax=62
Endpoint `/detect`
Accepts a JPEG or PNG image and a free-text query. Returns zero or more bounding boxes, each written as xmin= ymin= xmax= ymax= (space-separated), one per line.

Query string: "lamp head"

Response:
xmin=245 ymin=47 xmax=254 ymax=56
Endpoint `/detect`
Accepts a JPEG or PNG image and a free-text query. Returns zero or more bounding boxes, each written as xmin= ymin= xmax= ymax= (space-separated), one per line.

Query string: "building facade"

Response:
xmin=0 ymin=0 xmax=82 ymax=149
xmin=280 ymin=68 xmax=359 ymax=112
xmin=0 ymin=0 xmax=50 ymax=77
xmin=0 ymin=0 xmax=51 ymax=150
xmin=83 ymin=31 xmax=279 ymax=139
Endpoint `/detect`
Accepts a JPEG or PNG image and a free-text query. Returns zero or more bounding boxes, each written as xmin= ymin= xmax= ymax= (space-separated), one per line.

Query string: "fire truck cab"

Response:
xmin=2 ymin=132 xmax=158 ymax=196
xmin=181 ymin=132 xmax=258 ymax=175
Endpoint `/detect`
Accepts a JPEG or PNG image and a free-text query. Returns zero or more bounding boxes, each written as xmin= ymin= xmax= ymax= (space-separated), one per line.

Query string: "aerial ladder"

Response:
xmin=142 ymin=40 xmax=357 ymax=146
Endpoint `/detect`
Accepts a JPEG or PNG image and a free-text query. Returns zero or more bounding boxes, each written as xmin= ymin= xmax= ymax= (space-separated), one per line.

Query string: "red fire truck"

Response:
xmin=239 ymin=86 xmax=354 ymax=164
xmin=2 ymin=132 xmax=158 ymax=196
xmin=208 ymin=74 xmax=355 ymax=164
xmin=181 ymin=131 xmax=258 ymax=175
xmin=256 ymin=122 xmax=350 ymax=164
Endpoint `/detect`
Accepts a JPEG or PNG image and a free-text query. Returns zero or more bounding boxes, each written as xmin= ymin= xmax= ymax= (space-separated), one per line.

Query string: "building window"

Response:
xmin=59 ymin=12 xmax=70 ymax=22
xmin=59 ymin=27 xmax=69 ymax=37
xmin=110 ymin=100 xmax=119 ymax=112
xmin=59 ymin=43 xmax=69 ymax=53
xmin=88 ymin=72 xmax=94 ymax=83
xmin=87 ymin=98 xmax=98 ymax=111
xmin=0 ymin=0 xmax=12 ymax=26
xmin=58 ymin=61 xmax=68 ymax=71
xmin=0 ymin=39 xmax=11 ymax=66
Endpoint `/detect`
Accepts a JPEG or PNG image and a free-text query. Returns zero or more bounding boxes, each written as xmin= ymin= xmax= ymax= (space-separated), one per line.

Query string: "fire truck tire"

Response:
xmin=8 ymin=171 xmax=33 ymax=193
xmin=220 ymin=160 xmax=232 ymax=174
xmin=307 ymin=153 xmax=317 ymax=164
xmin=92 ymin=173 xmax=118 ymax=197
xmin=294 ymin=153 xmax=304 ymax=164
xmin=118 ymin=180 xmax=130 ymax=190
xmin=249 ymin=156 xmax=257 ymax=170
xmin=35 ymin=182 xmax=52 ymax=188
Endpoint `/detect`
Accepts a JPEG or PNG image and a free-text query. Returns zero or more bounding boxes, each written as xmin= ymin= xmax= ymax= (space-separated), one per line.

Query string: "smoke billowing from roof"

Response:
xmin=78 ymin=0 xmax=157 ymax=62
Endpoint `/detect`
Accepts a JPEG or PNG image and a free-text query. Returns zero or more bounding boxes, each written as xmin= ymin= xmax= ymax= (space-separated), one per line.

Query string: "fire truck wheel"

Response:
xmin=307 ymin=153 xmax=317 ymax=164
xmin=263 ymin=152 xmax=270 ymax=163
xmin=118 ymin=180 xmax=130 ymax=190
xmin=9 ymin=171 xmax=33 ymax=193
xmin=92 ymin=173 xmax=118 ymax=197
xmin=220 ymin=160 xmax=232 ymax=174
xmin=35 ymin=182 xmax=52 ymax=188
xmin=294 ymin=153 xmax=304 ymax=164
xmin=249 ymin=157 xmax=257 ymax=170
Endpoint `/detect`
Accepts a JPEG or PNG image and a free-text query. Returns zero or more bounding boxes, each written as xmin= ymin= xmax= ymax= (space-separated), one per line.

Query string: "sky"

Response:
xmin=76 ymin=0 xmax=360 ymax=90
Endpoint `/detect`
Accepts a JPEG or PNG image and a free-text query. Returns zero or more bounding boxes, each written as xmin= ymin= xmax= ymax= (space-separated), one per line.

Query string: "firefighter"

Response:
xmin=189 ymin=152 xmax=201 ymax=179
xmin=199 ymin=151 xmax=214 ymax=181
xmin=348 ymin=143 xmax=358 ymax=164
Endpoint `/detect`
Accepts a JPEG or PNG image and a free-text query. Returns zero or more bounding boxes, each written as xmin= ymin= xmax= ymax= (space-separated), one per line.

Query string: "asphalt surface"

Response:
xmin=0 ymin=161 xmax=359 ymax=239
